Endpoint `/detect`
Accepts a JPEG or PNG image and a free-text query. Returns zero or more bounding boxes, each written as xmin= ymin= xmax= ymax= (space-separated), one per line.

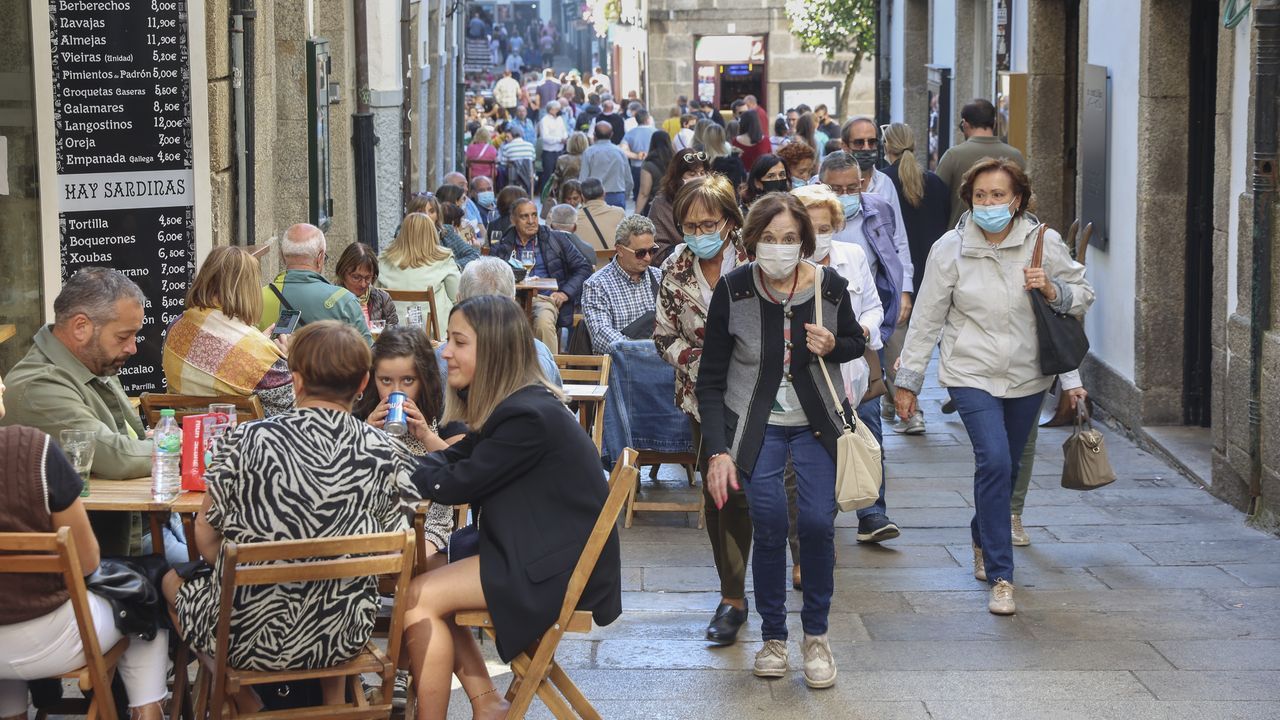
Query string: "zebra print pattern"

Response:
xmin=174 ymin=407 xmax=410 ymax=671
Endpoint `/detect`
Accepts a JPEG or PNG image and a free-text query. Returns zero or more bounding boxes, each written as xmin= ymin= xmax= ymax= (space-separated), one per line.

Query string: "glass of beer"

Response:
xmin=59 ymin=429 xmax=96 ymax=497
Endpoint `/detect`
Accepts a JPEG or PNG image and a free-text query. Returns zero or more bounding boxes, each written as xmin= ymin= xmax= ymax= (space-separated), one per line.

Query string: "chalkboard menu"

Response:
xmin=49 ymin=0 xmax=196 ymax=395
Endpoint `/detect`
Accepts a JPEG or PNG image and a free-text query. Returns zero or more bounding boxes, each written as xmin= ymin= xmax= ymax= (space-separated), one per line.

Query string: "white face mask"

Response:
xmin=811 ymin=232 xmax=834 ymax=262
xmin=755 ymin=242 xmax=803 ymax=280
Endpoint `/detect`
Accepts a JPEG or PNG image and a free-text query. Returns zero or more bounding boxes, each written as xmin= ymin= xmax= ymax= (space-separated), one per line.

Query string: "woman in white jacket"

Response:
xmin=894 ymin=158 xmax=1094 ymax=616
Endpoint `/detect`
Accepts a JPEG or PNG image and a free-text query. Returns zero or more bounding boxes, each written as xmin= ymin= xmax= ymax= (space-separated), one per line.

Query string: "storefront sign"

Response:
xmin=31 ymin=0 xmax=211 ymax=394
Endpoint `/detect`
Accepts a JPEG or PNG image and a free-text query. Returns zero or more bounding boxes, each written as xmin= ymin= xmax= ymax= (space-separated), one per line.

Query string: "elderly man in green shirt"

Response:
xmin=259 ymin=222 xmax=373 ymax=343
xmin=1 ymin=268 xmax=159 ymax=556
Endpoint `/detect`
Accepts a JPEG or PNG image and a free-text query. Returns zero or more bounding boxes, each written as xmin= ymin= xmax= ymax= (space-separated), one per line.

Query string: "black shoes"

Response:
xmin=705 ymin=600 xmax=749 ymax=645
xmin=941 ymin=399 xmax=957 ymax=414
xmin=855 ymin=513 xmax=901 ymax=543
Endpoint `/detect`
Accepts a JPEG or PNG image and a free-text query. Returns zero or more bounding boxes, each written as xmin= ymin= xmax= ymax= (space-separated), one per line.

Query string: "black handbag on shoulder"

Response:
xmin=619 ymin=269 xmax=660 ymax=340
xmin=1028 ymin=225 xmax=1090 ymax=375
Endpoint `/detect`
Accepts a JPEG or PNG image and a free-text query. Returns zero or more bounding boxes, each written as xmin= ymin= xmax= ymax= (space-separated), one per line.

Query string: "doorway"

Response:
xmin=1182 ymin=0 xmax=1216 ymax=426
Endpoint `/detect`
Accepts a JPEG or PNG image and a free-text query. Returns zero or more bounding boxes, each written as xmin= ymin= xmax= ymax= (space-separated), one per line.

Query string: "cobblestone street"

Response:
xmin=451 ymin=370 xmax=1280 ymax=719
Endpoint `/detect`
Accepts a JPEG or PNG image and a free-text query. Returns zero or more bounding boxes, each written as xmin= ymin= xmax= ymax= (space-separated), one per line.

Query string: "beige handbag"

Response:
xmin=811 ymin=266 xmax=883 ymax=511
xmin=1061 ymin=404 xmax=1116 ymax=490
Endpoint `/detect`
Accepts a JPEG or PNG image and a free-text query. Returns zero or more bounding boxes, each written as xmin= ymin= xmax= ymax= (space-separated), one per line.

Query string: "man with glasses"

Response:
xmin=936 ymin=98 xmax=1026 ymax=227
xmin=581 ymin=215 xmax=664 ymax=354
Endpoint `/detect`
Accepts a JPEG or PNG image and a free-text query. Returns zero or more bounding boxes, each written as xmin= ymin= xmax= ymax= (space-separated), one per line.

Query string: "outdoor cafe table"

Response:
xmin=82 ymin=477 xmax=204 ymax=558
xmin=0 ymin=324 xmax=15 ymax=344
xmin=563 ymin=383 xmax=607 ymax=450
xmin=514 ymin=276 xmax=559 ymax=318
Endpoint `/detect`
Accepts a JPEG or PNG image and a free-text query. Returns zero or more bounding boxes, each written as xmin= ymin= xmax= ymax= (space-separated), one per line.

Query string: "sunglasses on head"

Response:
xmin=681 ymin=151 xmax=709 ymax=164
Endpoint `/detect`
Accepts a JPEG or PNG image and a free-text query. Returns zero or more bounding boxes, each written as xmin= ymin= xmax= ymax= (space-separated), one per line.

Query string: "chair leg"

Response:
xmin=171 ymin=643 xmax=193 ymax=720
xmin=648 ymin=464 xmax=659 ymax=479
xmin=623 ymin=470 xmax=639 ymax=529
xmin=548 ymin=660 xmax=601 ymax=720
xmin=684 ymin=462 xmax=696 ymax=487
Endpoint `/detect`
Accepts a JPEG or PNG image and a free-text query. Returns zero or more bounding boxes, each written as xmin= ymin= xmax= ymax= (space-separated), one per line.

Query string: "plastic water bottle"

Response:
xmin=152 ymin=409 xmax=182 ymax=502
xmin=406 ymin=304 xmax=424 ymax=327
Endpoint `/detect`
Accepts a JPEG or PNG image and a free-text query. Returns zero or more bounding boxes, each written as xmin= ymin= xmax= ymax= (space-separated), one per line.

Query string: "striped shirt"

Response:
xmin=498 ymin=138 xmax=536 ymax=164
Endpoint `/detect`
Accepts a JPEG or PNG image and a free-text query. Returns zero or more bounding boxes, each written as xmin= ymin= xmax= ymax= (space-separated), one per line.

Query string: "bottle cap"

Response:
xmin=160 ymin=409 xmax=176 ymax=416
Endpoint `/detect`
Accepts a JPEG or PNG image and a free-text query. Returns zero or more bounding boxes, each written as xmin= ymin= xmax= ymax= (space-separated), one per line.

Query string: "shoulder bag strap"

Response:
xmin=583 ymin=206 xmax=609 ymax=248
xmin=1030 ymin=224 xmax=1047 ymax=269
xmin=267 ymin=280 xmax=296 ymax=313
xmin=811 ymin=266 xmax=853 ymax=432
xmin=647 ymin=268 xmax=659 ymax=298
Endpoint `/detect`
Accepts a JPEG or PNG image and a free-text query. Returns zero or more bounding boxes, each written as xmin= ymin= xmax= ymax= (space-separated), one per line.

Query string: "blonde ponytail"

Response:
xmin=884 ymin=123 xmax=924 ymax=208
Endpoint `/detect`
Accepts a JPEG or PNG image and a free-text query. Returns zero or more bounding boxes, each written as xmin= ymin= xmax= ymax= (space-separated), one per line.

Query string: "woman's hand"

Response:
xmin=706 ymin=454 xmax=739 ymax=509
xmin=1066 ymin=387 xmax=1088 ymax=410
xmin=367 ymin=400 xmax=389 ymax=429
xmin=1023 ymin=267 xmax=1058 ymax=302
xmin=272 ymin=333 xmax=291 ymax=357
xmin=404 ymin=398 xmax=440 ymax=445
xmin=894 ymin=387 xmax=918 ymax=422
xmin=803 ymin=323 xmax=836 ymax=356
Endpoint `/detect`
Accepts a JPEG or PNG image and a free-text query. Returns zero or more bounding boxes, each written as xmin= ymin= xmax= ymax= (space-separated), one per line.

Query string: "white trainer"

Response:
xmin=988 ymin=579 xmax=1016 ymax=615
xmin=1011 ymin=514 xmax=1031 ymax=546
xmin=753 ymin=639 xmax=788 ymax=678
xmin=801 ymin=634 xmax=837 ymax=689
xmin=972 ymin=543 xmax=987 ymax=582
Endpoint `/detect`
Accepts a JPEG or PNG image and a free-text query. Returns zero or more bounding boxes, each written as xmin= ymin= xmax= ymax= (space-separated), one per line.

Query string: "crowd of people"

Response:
xmin=0 ymin=78 xmax=1095 ymax=713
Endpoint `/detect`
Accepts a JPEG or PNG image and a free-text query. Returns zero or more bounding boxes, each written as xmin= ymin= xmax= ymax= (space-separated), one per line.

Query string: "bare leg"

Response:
xmin=161 ymin=570 xmax=261 ymax=713
xmin=319 ymin=677 xmax=346 ymax=705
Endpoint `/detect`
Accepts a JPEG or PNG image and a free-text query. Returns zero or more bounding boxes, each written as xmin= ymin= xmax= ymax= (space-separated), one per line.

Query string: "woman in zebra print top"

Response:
xmin=400 ymin=296 xmax=622 ymax=718
xmin=163 ymin=322 xmax=411 ymax=711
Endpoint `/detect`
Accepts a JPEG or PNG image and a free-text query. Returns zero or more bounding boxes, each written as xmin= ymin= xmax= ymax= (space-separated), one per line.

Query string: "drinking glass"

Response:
xmin=204 ymin=418 xmax=232 ymax=469
xmin=369 ymin=319 xmax=387 ymax=336
xmin=209 ymin=403 xmax=238 ymax=428
xmin=59 ymin=429 xmax=96 ymax=497
xmin=520 ymin=249 xmax=536 ymax=276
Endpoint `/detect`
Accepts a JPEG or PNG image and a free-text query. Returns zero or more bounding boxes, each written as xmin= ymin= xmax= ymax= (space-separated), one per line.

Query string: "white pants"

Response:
xmin=0 ymin=594 xmax=169 ymax=715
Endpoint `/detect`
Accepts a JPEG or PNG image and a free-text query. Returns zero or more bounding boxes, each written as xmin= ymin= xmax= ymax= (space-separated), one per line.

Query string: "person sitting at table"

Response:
xmin=492 ymin=198 xmax=593 ymax=350
xmin=403 ymin=192 xmax=480 ymax=268
xmin=402 ymin=295 xmax=622 ymax=718
xmin=484 ymin=185 xmax=529 ymax=247
xmin=162 ymin=321 xmax=408 ymax=712
xmin=581 ymin=214 xmax=662 ymax=354
xmin=377 ymin=213 xmax=461 ymax=339
xmin=574 ymin=178 xmax=624 ymax=253
xmin=0 ymin=268 xmax=154 ymax=556
xmin=0 ymin=371 xmax=170 ymax=720
xmin=164 ymin=246 xmax=296 ymax=417
xmin=334 ymin=242 xmax=399 ymax=332
xmin=547 ymin=203 xmax=601 ymax=267
xmin=258 ymin=223 xmax=372 ymax=344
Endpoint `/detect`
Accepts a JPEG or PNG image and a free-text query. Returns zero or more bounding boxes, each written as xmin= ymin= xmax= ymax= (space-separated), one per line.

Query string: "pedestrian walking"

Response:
xmin=935 ymin=99 xmax=1026 ymax=227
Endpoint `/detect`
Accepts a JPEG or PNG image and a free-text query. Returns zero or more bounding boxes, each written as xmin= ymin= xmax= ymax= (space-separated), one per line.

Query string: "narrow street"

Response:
xmin=451 ymin=366 xmax=1280 ymax=719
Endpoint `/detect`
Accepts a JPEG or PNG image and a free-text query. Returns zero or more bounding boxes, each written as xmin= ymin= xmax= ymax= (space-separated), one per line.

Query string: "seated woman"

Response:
xmin=402 ymin=296 xmax=622 ymax=718
xmin=335 ymin=242 xmax=399 ymax=332
xmin=162 ymin=322 xmax=409 ymax=708
xmin=353 ymin=326 xmax=465 ymax=561
xmin=163 ymin=246 xmax=295 ymax=416
xmin=406 ymin=193 xmax=480 ymax=268
xmin=378 ymin=213 xmax=462 ymax=340
xmin=0 ymin=372 xmax=168 ymax=720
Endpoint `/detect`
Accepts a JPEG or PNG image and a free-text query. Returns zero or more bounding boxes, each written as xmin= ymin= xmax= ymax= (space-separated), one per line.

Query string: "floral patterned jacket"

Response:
xmin=653 ymin=243 xmax=744 ymax=419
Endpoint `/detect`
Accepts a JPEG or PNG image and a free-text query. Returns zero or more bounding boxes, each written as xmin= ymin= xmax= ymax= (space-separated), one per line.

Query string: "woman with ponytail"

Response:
xmin=881 ymin=122 xmax=951 ymax=435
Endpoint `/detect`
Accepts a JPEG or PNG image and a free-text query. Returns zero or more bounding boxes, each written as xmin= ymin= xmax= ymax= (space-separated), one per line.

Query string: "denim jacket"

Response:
xmin=602 ymin=340 xmax=694 ymax=460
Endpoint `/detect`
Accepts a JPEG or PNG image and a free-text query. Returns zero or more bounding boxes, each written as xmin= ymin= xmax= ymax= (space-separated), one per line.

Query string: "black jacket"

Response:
xmin=410 ymin=386 xmax=622 ymax=662
xmin=882 ymin=160 xmax=952 ymax=292
xmin=495 ymin=225 xmax=593 ymax=327
xmin=696 ymin=265 xmax=864 ymax=475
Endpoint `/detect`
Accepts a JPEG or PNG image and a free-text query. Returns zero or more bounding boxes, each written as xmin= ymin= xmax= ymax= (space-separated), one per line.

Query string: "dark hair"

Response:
xmin=660 ymin=148 xmax=712 ymax=203
xmin=53 ymin=267 xmax=146 ymax=326
xmin=741 ymin=192 xmax=815 ymax=259
xmin=673 ymin=174 xmax=744 ymax=236
xmin=737 ymin=109 xmax=763 ymax=144
xmin=495 ymin=185 xmax=529 ymax=218
xmin=580 ymin=177 xmax=605 ymax=200
xmin=958 ymin=156 xmax=1033 ymax=220
xmin=961 ymin=99 xmax=998 ymax=130
xmin=773 ymin=116 xmax=788 ymax=137
xmin=823 ymin=139 xmax=843 ymax=156
xmin=334 ymin=242 xmax=380 ymax=284
xmin=435 ymin=184 xmax=466 ymax=205
xmin=743 ymin=154 xmax=789 ymax=206
xmin=646 ymin=130 xmax=674 ymax=177
xmin=440 ymin=202 xmax=464 ymax=226
xmin=795 ymin=103 xmax=812 ymax=114
xmin=558 ymin=179 xmax=583 ymax=203
xmin=794 ymin=112 xmax=819 ymax=153
xmin=635 ymin=109 xmax=650 ymax=125
xmin=352 ymin=325 xmax=444 ymax=425
xmin=289 ymin=321 xmax=372 ymax=405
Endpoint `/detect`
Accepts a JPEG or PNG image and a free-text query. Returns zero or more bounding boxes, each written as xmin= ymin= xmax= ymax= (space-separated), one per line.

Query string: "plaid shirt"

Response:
xmin=581 ymin=259 xmax=662 ymax=354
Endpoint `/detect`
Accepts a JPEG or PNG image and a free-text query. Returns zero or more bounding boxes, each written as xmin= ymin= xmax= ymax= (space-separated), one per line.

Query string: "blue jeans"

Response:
xmin=605 ymin=191 xmax=627 ymax=209
xmin=140 ymin=513 xmax=191 ymax=565
xmin=740 ymin=425 xmax=837 ymax=641
xmin=947 ymin=387 xmax=1045 ymax=585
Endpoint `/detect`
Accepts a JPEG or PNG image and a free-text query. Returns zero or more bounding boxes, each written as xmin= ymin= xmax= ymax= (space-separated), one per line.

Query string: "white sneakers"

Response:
xmin=972 ymin=543 xmax=987 ymax=582
xmin=753 ymin=636 xmax=838 ymax=689
xmin=1011 ymin=514 xmax=1031 ymax=546
xmin=988 ymin=579 xmax=1016 ymax=615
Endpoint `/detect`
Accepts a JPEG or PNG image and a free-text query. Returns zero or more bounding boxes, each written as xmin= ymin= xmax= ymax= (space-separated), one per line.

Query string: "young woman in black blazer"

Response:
xmin=402 ymin=295 xmax=622 ymax=719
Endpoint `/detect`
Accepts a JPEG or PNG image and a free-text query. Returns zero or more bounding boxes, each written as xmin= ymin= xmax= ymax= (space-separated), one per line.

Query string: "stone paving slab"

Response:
xmin=1150 ymin=639 xmax=1280 ymax=670
xmin=1086 ymin=564 xmax=1248 ymax=589
xmin=1134 ymin=539 xmax=1280 ymax=565
xmin=1134 ymin=670 xmax=1280 ymax=701
xmin=1219 ymin=563 xmax=1280 ymax=587
xmin=923 ymin=700 xmax=1280 ymax=720
xmin=1044 ymin=521 xmax=1271 ymax=543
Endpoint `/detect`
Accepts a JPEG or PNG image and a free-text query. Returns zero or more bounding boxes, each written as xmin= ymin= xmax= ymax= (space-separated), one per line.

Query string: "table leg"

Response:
xmin=147 ymin=513 xmax=165 ymax=556
xmin=179 ymin=513 xmax=199 ymax=561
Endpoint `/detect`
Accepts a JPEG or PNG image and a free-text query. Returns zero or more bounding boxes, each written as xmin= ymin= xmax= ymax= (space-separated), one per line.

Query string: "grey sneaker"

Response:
xmin=392 ymin=669 xmax=410 ymax=710
xmin=801 ymin=634 xmax=837 ymax=689
xmin=1011 ymin=514 xmax=1031 ymax=546
xmin=892 ymin=411 xmax=926 ymax=435
xmin=753 ymin=639 xmax=788 ymax=678
xmin=881 ymin=400 xmax=896 ymax=421
xmin=972 ymin=543 xmax=987 ymax=582
xmin=988 ymin=579 xmax=1016 ymax=615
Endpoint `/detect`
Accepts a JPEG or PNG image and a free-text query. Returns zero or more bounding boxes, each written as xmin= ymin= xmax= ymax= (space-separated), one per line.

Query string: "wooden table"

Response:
xmin=515 ymin=277 xmax=559 ymax=318
xmin=82 ymin=477 xmax=204 ymax=556
xmin=0 ymin=324 xmax=15 ymax=345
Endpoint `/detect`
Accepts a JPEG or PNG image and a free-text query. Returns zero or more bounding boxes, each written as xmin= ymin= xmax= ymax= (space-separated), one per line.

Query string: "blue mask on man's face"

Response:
xmin=839 ymin=193 xmax=862 ymax=218
xmin=477 ymin=191 xmax=496 ymax=208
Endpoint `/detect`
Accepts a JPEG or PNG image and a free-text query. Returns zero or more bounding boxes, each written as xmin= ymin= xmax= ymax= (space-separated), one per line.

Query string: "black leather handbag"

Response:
xmin=1028 ymin=225 xmax=1090 ymax=375
xmin=85 ymin=554 xmax=170 ymax=640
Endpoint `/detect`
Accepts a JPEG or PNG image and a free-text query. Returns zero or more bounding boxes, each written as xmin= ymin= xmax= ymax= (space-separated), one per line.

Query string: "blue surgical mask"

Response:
xmin=477 ymin=191 xmax=496 ymax=208
xmin=972 ymin=201 xmax=1014 ymax=233
xmin=840 ymin=193 xmax=862 ymax=218
xmin=684 ymin=227 xmax=727 ymax=259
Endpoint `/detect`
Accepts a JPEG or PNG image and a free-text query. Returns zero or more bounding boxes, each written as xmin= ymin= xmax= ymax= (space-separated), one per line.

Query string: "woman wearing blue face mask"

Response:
xmin=893 ymin=157 xmax=1095 ymax=616
xmin=653 ymin=174 xmax=753 ymax=647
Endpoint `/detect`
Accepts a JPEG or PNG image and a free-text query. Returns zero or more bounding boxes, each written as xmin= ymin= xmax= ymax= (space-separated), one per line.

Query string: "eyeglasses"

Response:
xmin=347 ymin=273 xmax=376 ymax=284
xmin=681 ymin=151 xmax=709 ymax=164
xmin=680 ymin=218 xmax=725 ymax=236
xmin=619 ymin=244 xmax=659 ymax=259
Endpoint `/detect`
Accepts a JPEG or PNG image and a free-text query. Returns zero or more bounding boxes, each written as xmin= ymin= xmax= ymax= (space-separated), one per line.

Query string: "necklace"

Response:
xmin=757 ymin=265 xmax=799 ymax=306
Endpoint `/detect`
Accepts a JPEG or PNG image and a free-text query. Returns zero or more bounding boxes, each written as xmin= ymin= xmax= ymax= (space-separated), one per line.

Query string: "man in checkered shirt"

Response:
xmin=580 ymin=215 xmax=664 ymax=354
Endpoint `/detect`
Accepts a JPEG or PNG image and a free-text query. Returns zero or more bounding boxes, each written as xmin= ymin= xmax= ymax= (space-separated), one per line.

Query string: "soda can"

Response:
xmin=385 ymin=391 xmax=408 ymax=437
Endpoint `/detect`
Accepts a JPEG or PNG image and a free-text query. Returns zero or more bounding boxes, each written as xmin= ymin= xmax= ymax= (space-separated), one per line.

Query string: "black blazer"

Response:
xmin=882 ymin=160 xmax=951 ymax=292
xmin=410 ymin=385 xmax=621 ymax=662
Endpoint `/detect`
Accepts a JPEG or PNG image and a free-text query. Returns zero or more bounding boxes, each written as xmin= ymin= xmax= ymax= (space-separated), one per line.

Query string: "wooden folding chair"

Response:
xmin=555 ymin=354 xmax=612 ymax=451
xmin=626 ymin=450 xmax=703 ymax=529
xmin=139 ymin=393 xmax=265 ymax=428
xmin=182 ymin=530 xmax=416 ymax=720
xmin=385 ymin=288 xmax=441 ymax=342
xmin=1 ymin=529 xmax=127 ymax=720
xmin=457 ymin=447 xmax=638 ymax=720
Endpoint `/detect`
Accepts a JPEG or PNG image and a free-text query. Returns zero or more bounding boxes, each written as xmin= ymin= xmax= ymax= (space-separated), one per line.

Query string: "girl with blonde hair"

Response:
xmin=377 ymin=213 xmax=461 ymax=339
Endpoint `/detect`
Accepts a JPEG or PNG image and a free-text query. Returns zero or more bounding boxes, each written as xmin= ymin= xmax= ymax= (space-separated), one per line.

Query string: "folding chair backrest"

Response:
xmin=139 ymin=392 xmax=266 ymax=428
xmin=0 ymin=529 xmax=118 ymax=718
xmin=386 ymin=288 xmax=441 ymax=341
xmin=554 ymin=449 xmax=636 ymax=625
xmin=554 ymin=354 xmax=612 ymax=384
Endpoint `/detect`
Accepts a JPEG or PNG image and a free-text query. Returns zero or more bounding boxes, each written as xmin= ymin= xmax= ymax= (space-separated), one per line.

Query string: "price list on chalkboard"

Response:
xmin=49 ymin=0 xmax=196 ymax=394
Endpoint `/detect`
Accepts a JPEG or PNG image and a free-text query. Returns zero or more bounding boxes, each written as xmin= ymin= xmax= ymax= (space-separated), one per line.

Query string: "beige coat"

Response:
xmin=575 ymin=199 xmax=624 ymax=254
xmin=896 ymin=214 xmax=1094 ymax=399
